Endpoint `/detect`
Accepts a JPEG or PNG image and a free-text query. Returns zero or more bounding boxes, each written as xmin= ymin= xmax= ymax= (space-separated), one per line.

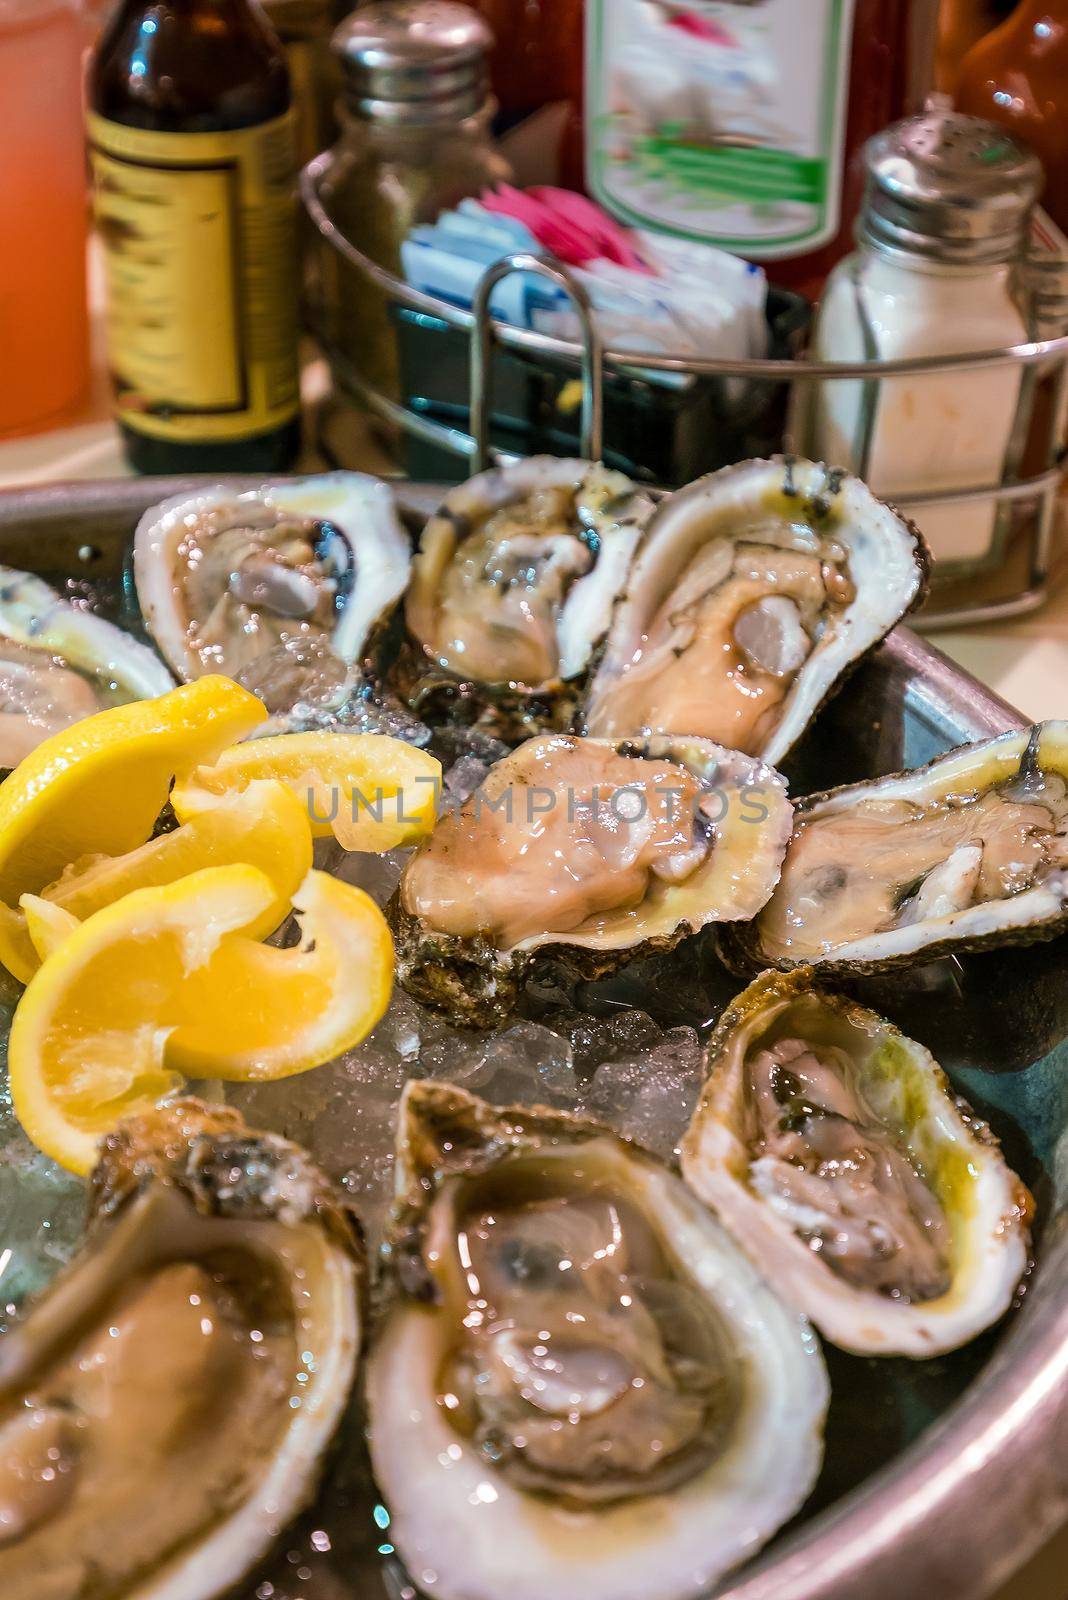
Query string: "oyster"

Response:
xmin=391 ymin=732 xmax=792 ymax=1026
xmin=0 ymin=566 xmax=174 ymax=769
xmin=367 ymin=1081 xmax=828 ymax=1600
xmin=681 ymin=971 xmax=1032 ymax=1356
xmin=391 ymin=458 xmax=654 ymax=743
xmin=0 ymin=1099 xmax=363 ymax=1599
xmin=134 ymin=472 xmax=411 ymax=684
xmin=584 ymin=458 xmax=928 ymax=766
xmin=725 ymin=722 xmax=1068 ymax=973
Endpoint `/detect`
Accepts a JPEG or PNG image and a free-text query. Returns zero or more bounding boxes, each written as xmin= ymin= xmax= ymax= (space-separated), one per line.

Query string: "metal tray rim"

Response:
xmin=0 ymin=476 xmax=1064 ymax=1600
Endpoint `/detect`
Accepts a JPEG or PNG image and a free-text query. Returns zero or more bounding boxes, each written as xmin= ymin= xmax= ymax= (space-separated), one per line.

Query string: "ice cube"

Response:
xmin=332 ymin=846 xmax=410 ymax=907
xmin=239 ymin=646 xmax=433 ymax=746
xmin=575 ymin=1024 xmax=704 ymax=1160
xmin=0 ymin=1044 xmax=86 ymax=1312
xmin=423 ymin=727 xmax=510 ymax=809
xmin=477 ymin=1021 xmax=575 ymax=1106
xmin=540 ymin=1007 xmax=665 ymax=1076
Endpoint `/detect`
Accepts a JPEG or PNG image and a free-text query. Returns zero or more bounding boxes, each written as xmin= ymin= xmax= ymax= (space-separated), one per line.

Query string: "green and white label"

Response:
xmin=586 ymin=0 xmax=857 ymax=258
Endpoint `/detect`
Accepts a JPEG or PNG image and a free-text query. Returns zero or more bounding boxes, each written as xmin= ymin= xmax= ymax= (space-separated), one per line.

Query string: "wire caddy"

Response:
xmin=303 ymin=151 xmax=1068 ymax=629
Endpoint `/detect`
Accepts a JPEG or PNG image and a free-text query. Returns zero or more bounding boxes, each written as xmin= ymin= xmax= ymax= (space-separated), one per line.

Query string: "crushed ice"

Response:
xmin=224 ymin=973 xmax=706 ymax=1245
xmin=237 ymin=641 xmax=432 ymax=746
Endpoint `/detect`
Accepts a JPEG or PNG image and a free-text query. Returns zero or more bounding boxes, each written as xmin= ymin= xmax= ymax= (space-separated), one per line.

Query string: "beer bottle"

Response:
xmin=88 ymin=0 xmax=301 ymax=474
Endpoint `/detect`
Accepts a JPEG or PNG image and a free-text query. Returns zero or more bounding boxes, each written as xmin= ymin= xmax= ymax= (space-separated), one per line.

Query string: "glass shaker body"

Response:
xmin=809 ymin=241 xmax=1029 ymax=565
xmin=318 ymin=106 xmax=511 ymax=407
xmin=0 ymin=0 xmax=90 ymax=439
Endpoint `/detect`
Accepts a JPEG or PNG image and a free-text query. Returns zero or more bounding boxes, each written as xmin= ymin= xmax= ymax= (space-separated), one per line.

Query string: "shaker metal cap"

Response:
xmin=332 ymin=1 xmax=492 ymax=124
xmin=861 ymin=111 xmax=1043 ymax=266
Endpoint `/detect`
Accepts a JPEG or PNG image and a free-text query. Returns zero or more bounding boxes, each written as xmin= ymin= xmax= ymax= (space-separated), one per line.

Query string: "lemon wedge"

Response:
xmin=173 ymin=731 xmax=441 ymax=851
xmin=9 ymin=864 xmax=393 ymax=1175
xmin=0 ymin=676 xmax=266 ymax=917
xmin=21 ymin=898 xmax=79 ymax=964
xmin=0 ymin=780 xmax=313 ymax=984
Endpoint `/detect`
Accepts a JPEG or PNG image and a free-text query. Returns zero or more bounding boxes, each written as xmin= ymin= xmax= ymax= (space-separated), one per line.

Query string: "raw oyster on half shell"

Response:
xmin=391 ymin=732 xmax=792 ymax=1026
xmin=0 ymin=1099 xmax=363 ymax=1600
xmin=391 ymin=458 xmax=654 ymax=744
xmin=366 ymin=1081 xmax=828 ymax=1600
xmin=0 ymin=565 xmax=174 ymax=769
xmin=681 ymin=970 xmax=1032 ymax=1356
xmin=134 ymin=473 xmax=410 ymax=686
xmin=724 ymin=722 xmax=1068 ymax=973
xmin=585 ymin=458 xmax=928 ymax=766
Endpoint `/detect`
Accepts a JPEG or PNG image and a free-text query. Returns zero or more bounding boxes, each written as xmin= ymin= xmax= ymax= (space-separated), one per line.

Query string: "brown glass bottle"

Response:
xmin=88 ymin=0 xmax=301 ymax=474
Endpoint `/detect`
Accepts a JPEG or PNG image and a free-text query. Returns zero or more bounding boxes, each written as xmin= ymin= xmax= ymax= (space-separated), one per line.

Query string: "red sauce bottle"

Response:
xmin=473 ymin=0 xmax=583 ymax=120
xmin=575 ymin=0 xmax=938 ymax=300
xmin=955 ymin=0 xmax=1068 ymax=234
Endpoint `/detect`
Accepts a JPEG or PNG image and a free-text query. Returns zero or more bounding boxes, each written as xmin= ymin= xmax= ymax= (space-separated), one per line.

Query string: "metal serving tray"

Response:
xmin=0 ymin=477 xmax=1065 ymax=1600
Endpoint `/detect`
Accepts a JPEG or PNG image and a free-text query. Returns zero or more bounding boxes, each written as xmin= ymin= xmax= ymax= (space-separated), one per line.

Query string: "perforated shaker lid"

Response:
xmin=332 ymin=1 xmax=492 ymax=124
xmin=861 ymin=111 xmax=1043 ymax=266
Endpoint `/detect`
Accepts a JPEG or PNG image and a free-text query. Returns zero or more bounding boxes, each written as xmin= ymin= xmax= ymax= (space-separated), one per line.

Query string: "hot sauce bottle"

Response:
xmin=936 ymin=0 xmax=1017 ymax=95
xmin=472 ymin=0 xmax=583 ymax=122
xmin=88 ymin=0 xmax=302 ymax=474
xmin=955 ymin=0 xmax=1068 ymax=234
xmin=584 ymin=0 xmax=940 ymax=299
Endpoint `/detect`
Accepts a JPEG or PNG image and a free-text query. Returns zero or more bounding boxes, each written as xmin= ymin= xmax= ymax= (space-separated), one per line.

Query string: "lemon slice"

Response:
xmin=173 ymin=731 xmax=442 ymax=851
xmin=0 ymin=676 xmax=266 ymax=916
xmin=0 ymin=780 xmax=313 ymax=985
xmin=9 ymin=864 xmax=393 ymax=1175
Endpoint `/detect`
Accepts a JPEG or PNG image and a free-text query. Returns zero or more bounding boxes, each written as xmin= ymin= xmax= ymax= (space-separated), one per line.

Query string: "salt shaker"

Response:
xmin=807 ymin=112 xmax=1042 ymax=567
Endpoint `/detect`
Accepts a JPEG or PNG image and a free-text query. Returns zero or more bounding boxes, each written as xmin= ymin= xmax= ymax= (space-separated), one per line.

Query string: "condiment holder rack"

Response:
xmin=302 ymin=150 xmax=1068 ymax=628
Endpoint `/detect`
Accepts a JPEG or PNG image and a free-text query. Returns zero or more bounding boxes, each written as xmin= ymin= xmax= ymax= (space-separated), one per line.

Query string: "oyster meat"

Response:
xmin=682 ymin=971 xmax=1032 ymax=1356
xmin=0 ymin=566 xmax=173 ymax=769
xmin=392 ymin=458 xmax=654 ymax=743
xmin=726 ymin=722 xmax=1068 ymax=972
xmin=391 ymin=732 xmax=792 ymax=1026
xmin=0 ymin=1099 xmax=362 ymax=1600
xmin=367 ymin=1081 xmax=828 ymax=1600
xmin=134 ymin=473 xmax=410 ymax=686
xmin=585 ymin=458 xmax=928 ymax=765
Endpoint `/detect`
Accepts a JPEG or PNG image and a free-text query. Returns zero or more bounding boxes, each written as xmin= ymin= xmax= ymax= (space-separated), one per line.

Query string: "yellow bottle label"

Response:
xmin=88 ymin=112 xmax=300 ymax=444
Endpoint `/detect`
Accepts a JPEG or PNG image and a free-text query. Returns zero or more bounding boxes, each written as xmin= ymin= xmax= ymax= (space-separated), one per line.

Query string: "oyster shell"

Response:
xmin=584 ymin=458 xmax=929 ymax=766
xmin=391 ymin=458 xmax=654 ymax=744
xmin=134 ymin=473 xmax=410 ymax=685
xmin=724 ymin=722 xmax=1068 ymax=974
xmin=366 ymin=1081 xmax=828 ymax=1600
xmin=0 ymin=1098 xmax=363 ymax=1600
xmin=0 ymin=566 xmax=174 ymax=768
xmin=391 ymin=732 xmax=792 ymax=1026
xmin=681 ymin=970 xmax=1032 ymax=1356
